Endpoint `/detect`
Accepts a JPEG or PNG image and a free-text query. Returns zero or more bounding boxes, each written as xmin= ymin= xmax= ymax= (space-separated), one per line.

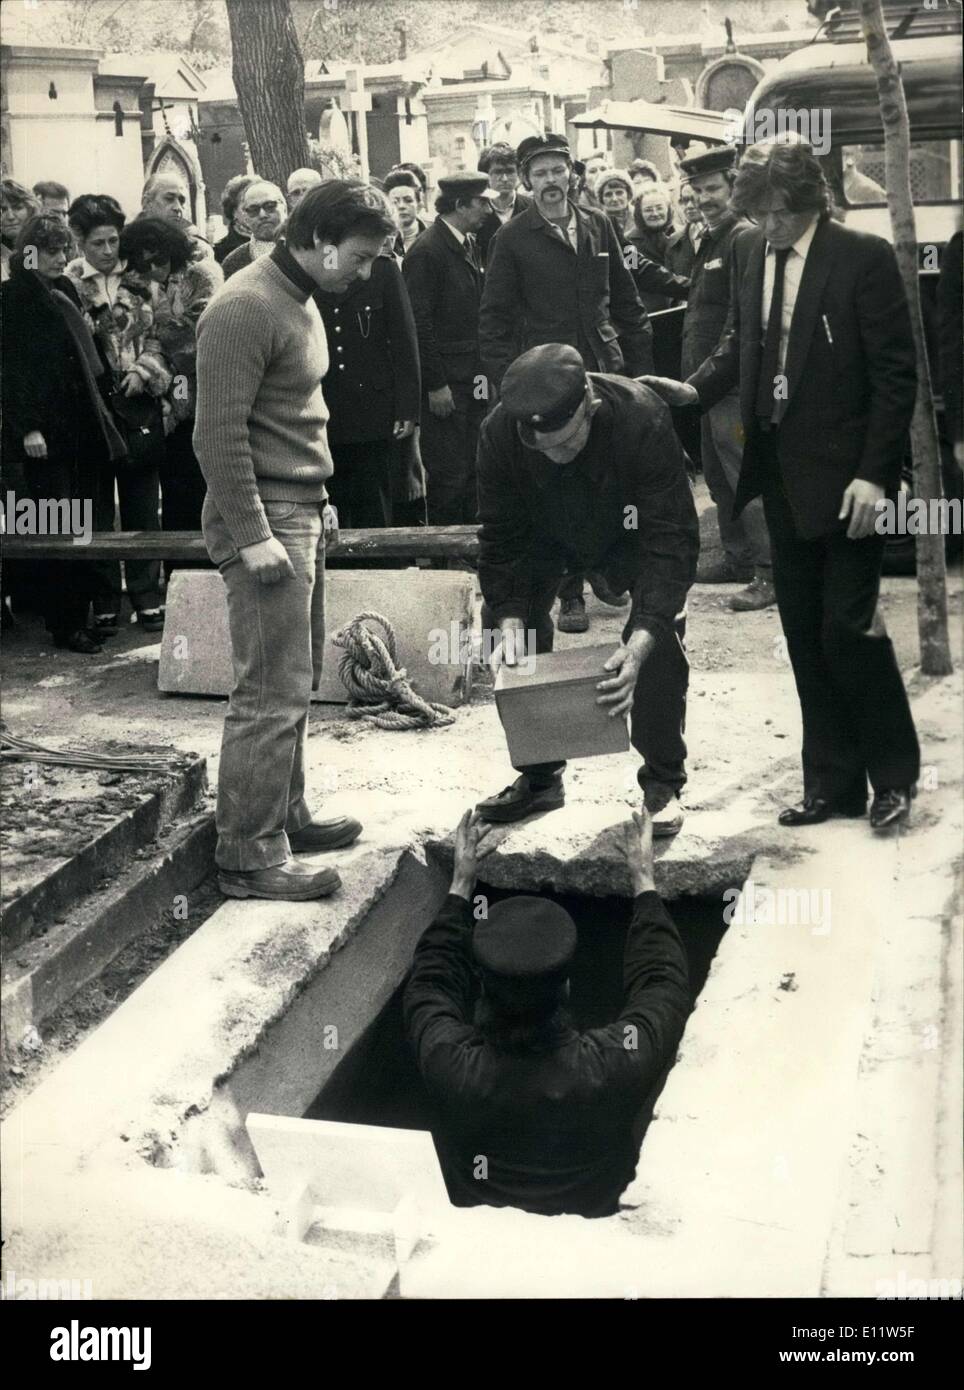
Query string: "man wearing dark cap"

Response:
xmin=402 ymin=172 xmax=491 ymax=524
xmin=475 ymin=342 xmax=699 ymax=836
xmin=676 ymin=146 xmax=775 ymax=612
xmin=479 ymin=132 xmax=655 ymax=634
xmin=403 ymin=807 xmax=690 ymax=1218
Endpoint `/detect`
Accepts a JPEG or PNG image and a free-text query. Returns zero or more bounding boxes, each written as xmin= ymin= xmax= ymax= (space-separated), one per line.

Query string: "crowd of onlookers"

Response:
xmin=1 ymin=143 xmax=711 ymax=652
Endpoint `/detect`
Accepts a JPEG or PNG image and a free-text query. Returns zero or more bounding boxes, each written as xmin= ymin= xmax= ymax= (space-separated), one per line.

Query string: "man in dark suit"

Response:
xmin=479 ymin=132 xmax=654 ymax=633
xmin=641 ymin=139 xmax=920 ymax=832
xmin=402 ymin=172 xmax=490 ymax=524
xmin=475 ymin=141 xmax=531 ymax=268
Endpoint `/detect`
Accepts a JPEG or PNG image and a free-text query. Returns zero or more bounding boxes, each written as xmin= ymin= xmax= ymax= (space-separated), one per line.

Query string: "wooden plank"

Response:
xmin=2 ymin=526 xmax=480 ymax=562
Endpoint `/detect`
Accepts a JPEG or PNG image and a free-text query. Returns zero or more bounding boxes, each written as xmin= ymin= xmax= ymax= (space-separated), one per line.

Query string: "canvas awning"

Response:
xmin=572 ymin=99 xmax=732 ymax=144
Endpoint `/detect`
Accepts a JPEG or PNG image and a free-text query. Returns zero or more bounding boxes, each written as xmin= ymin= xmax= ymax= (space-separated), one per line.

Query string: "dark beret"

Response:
xmin=437 ymin=172 xmax=489 ymax=199
xmin=500 ymin=343 xmax=588 ymax=441
xmin=678 ymin=145 xmax=737 ymax=180
xmin=516 ymin=132 xmax=572 ymax=171
xmin=473 ymin=895 xmax=577 ymax=981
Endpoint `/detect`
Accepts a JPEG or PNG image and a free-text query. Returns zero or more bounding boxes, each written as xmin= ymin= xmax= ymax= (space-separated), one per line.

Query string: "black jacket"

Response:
xmin=476 ymin=192 xmax=531 ymax=267
xmin=1 ymin=263 xmax=110 ymax=469
xmin=477 ymin=373 xmax=698 ymax=642
xmin=665 ymin=225 xmax=702 ymax=280
xmin=402 ymin=217 xmax=482 ymax=392
xmin=314 ymin=254 xmax=420 ymax=443
xmin=679 ymin=210 xmax=752 ymax=379
xmin=689 ymin=217 xmax=917 ymax=538
xmin=403 ymin=891 xmax=690 ymax=1218
xmin=623 ymin=222 xmax=690 ymax=313
xmin=479 ymin=200 xmax=654 ymax=388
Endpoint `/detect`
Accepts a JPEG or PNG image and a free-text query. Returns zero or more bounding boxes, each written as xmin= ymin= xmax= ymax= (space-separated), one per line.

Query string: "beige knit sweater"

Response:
xmin=193 ymin=251 xmax=333 ymax=548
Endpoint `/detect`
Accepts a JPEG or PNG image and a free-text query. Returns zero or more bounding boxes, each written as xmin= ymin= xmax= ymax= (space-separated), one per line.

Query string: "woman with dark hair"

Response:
xmin=121 ymin=216 xmax=223 ymax=561
xmin=1 ymin=178 xmax=40 ymax=283
xmin=67 ymin=196 xmax=171 ymax=634
xmin=1 ymin=214 xmax=128 ymax=651
xmin=383 ymin=168 xmax=427 ymax=259
xmin=214 ymin=174 xmax=256 ymax=265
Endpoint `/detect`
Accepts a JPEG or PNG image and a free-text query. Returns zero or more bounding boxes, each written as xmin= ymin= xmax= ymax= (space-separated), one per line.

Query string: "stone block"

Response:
xmin=158 ymin=567 xmax=474 ymax=707
xmin=495 ymin=644 xmax=630 ymax=765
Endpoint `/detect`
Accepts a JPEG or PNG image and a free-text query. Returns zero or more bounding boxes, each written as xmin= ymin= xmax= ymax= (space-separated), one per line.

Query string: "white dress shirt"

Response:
xmin=761 ymin=215 xmax=820 ymax=374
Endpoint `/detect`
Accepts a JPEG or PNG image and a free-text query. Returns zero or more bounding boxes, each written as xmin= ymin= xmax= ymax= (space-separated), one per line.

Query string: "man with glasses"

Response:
xmin=475 ymin=142 xmax=530 ymax=268
xmin=222 ymin=180 xmax=287 ymax=279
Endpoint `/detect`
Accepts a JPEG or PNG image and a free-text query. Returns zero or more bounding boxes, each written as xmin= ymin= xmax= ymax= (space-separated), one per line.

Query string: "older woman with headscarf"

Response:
xmin=1 ymin=214 xmax=128 ymax=652
xmin=66 ymin=194 xmax=172 ymax=635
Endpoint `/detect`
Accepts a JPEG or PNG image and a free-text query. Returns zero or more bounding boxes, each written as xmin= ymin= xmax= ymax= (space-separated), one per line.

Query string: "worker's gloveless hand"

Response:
xmin=451 ymin=808 xmax=499 ymax=897
xmin=239 ymin=536 xmax=296 ymax=585
xmin=621 ymin=809 xmax=656 ymax=895
xmin=23 ymin=430 xmax=47 ymax=459
xmin=428 ymin=385 xmax=456 ymax=419
xmin=489 ymin=618 xmax=526 ymax=676
xmin=636 ymin=375 xmax=700 ymax=409
xmin=838 ymin=477 xmax=884 ymax=540
xmin=597 ymin=631 xmax=656 ymax=718
xmin=393 ymin=418 xmax=415 ymax=440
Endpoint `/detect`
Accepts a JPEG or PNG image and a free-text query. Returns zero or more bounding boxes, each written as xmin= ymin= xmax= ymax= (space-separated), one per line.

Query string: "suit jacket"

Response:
xmin=402 ymin=217 xmax=482 ymax=392
xmin=688 ymin=217 xmax=916 ymax=539
xmin=476 ymin=192 xmax=531 ymax=268
xmin=314 ymin=253 xmax=420 ymax=444
xmin=403 ymin=891 xmax=690 ymax=1218
xmin=479 ymin=200 xmax=653 ymax=388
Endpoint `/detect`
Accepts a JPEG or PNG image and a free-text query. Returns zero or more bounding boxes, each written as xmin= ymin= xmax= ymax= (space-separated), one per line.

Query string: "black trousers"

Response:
xmin=761 ymin=441 xmax=920 ymax=801
xmin=418 ymin=384 xmax=484 ymax=525
xmin=162 ymin=418 xmax=210 ymax=573
xmin=482 ymin=580 xmax=689 ymax=796
xmin=90 ymin=460 xmax=162 ymax=614
xmin=22 ymin=455 xmax=97 ymax=637
xmin=325 ymin=438 xmax=394 ymax=530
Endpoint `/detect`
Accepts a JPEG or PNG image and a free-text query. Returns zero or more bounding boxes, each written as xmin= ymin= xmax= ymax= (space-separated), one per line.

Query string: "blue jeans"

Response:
xmin=202 ymin=495 xmax=327 ymax=871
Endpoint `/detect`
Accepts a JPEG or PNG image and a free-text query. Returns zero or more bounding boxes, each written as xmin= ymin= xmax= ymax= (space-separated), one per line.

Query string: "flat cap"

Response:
xmin=500 ymin=343 xmax=588 ymax=446
xmin=437 ymin=172 xmax=489 ymax=199
xmin=473 ymin=896 xmax=577 ymax=981
xmin=678 ymin=145 xmax=737 ymax=180
xmin=516 ymin=132 xmax=572 ymax=171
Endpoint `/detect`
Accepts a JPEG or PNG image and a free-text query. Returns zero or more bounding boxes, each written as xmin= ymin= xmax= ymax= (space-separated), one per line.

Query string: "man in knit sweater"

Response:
xmin=194 ymin=181 xmax=397 ymax=900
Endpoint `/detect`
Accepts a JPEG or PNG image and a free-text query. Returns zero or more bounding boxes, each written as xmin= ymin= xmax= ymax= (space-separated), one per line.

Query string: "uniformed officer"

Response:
xmin=402 ymin=171 xmax=490 ymax=524
xmin=403 ymin=806 xmax=690 ymax=1218
xmin=678 ymin=145 xmax=775 ymax=610
xmin=475 ymin=343 xmax=699 ymax=836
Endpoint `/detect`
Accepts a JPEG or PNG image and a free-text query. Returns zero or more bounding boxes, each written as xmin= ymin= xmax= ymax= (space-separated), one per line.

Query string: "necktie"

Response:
xmin=755 ymin=246 xmax=792 ymax=422
xmin=465 ymin=234 xmax=480 ymax=272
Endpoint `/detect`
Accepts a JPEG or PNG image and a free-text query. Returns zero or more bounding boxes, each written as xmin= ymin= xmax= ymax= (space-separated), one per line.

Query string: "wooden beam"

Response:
xmin=2 ymin=527 xmax=480 ymax=562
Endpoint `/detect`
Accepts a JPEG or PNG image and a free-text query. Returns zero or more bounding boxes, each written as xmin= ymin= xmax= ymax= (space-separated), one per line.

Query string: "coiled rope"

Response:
xmin=331 ymin=611 xmax=456 ymax=731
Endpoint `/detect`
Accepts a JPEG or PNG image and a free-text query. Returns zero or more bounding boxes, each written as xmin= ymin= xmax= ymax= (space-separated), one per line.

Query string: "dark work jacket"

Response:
xmin=402 ymin=217 xmax=482 ymax=392
xmin=479 ymin=200 xmax=653 ymax=388
xmin=1 ymin=263 xmax=113 ymax=473
xmin=688 ymin=217 xmax=917 ymax=539
xmin=477 ymin=373 xmax=698 ymax=642
xmin=679 ymin=209 xmax=752 ymax=379
xmin=476 ymin=192 xmax=531 ymax=268
xmin=623 ymin=222 xmax=690 ymax=313
xmin=403 ymin=892 xmax=690 ymax=1219
xmin=314 ymin=254 xmax=420 ymax=444
xmin=665 ymin=224 xmax=702 ymax=280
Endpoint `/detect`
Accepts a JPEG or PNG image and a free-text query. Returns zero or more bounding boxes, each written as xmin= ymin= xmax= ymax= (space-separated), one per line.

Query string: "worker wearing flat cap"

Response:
xmin=475 ymin=342 xmax=699 ymax=837
xmin=403 ymin=807 xmax=690 ymax=1218
xmin=402 ymin=171 xmax=491 ymax=524
xmin=479 ymin=131 xmax=656 ymax=636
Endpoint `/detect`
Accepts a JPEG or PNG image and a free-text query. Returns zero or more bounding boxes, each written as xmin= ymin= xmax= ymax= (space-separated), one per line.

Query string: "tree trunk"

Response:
xmin=225 ymin=0 xmax=310 ymax=191
xmin=858 ymin=0 xmax=953 ymax=676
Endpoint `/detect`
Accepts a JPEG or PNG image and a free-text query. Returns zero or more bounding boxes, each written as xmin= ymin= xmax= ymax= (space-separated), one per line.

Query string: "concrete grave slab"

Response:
xmin=158 ymin=567 xmax=475 ymax=707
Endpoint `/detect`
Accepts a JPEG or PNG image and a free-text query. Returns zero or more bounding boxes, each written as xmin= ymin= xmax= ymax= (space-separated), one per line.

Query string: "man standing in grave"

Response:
xmin=475 ymin=343 xmax=699 ymax=838
xmin=403 ymin=806 xmax=690 ymax=1218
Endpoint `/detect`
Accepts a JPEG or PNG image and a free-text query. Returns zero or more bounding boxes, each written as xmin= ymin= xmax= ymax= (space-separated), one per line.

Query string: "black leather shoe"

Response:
xmin=288 ymin=816 xmax=363 ymax=852
xmin=219 ymin=860 xmax=341 ymax=901
xmin=557 ymin=597 xmax=589 ymax=633
xmin=477 ymin=775 xmax=565 ymax=823
xmin=778 ymin=795 xmax=866 ymax=827
xmin=53 ymin=629 xmax=103 ymax=654
xmin=870 ymin=787 xmax=914 ymax=831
